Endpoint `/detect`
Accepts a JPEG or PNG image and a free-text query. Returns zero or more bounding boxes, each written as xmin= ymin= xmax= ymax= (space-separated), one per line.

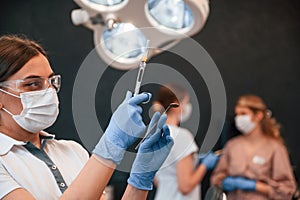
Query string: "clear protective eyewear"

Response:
xmin=0 ymin=74 xmax=61 ymax=93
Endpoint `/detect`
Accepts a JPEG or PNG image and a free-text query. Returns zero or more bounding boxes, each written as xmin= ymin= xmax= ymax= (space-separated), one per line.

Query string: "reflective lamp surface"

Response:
xmin=147 ymin=0 xmax=194 ymax=30
xmin=102 ymin=23 xmax=148 ymax=59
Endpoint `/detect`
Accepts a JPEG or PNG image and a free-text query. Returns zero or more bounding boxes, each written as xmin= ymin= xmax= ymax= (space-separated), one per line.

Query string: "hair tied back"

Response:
xmin=265 ymin=109 xmax=272 ymax=118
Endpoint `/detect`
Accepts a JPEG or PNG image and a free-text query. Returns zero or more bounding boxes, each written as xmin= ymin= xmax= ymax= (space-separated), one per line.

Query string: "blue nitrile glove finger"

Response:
xmin=198 ymin=153 xmax=208 ymax=164
xmin=222 ymin=176 xmax=237 ymax=192
xmin=201 ymin=151 xmax=220 ymax=170
xmin=129 ymin=92 xmax=151 ymax=105
xmin=127 ymin=113 xmax=174 ymax=190
xmin=93 ymin=91 xmax=152 ymax=165
xmin=198 ymin=152 xmax=212 ymax=165
xmin=234 ymin=177 xmax=256 ymax=191
xmin=222 ymin=176 xmax=256 ymax=192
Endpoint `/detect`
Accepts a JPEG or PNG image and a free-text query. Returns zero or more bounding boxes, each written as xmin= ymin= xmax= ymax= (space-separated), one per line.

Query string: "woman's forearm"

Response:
xmin=177 ymin=155 xmax=207 ymax=194
xmin=122 ymin=184 xmax=148 ymax=200
xmin=255 ymin=181 xmax=271 ymax=195
xmin=60 ymin=155 xmax=116 ymax=200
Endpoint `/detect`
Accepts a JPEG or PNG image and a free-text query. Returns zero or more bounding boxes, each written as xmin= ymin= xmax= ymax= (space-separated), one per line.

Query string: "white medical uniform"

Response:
xmin=155 ymin=125 xmax=200 ymax=200
xmin=0 ymin=131 xmax=89 ymax=199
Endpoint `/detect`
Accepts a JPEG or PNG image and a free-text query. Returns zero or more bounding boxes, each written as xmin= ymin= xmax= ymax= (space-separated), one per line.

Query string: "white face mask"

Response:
xmin=1 ymin=88 xmax=59 ymax=133
xmin=234 ymin=115 xmax=256 ymax=134
xmin=179 ymin=103 xmax=192 ymax=123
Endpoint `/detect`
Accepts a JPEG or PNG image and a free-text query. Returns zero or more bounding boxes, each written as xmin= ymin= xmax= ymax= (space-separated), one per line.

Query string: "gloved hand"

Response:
xmin=127 ymin=112 xmax=174 ymax=190
xmin=199 ymin=151 xmax=220 ymax=170
xmin=222 ymin=176 xmax=256 ymax=192
xmin=93 ymin=91 xmax=151 ymax=165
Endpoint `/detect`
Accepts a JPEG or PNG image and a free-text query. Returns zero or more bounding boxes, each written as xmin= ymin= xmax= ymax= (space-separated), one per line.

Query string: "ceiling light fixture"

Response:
xmin=71 ymin=0 xmax=209 ymax=70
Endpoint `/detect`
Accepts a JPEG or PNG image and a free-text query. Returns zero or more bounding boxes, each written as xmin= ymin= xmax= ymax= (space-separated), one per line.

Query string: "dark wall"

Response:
xmin=1 ymin=0 xmax=300 ymax=192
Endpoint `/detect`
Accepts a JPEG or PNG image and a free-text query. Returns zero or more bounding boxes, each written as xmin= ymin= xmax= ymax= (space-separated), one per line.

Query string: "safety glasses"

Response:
xmin=0 ymin=74 xmax=61 ymax=93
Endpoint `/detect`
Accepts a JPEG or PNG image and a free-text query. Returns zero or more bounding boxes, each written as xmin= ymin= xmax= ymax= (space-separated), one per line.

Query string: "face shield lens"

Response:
xmin=147 ymin=0 xmax=194 ymax=30
xmin=102 ymin=23 xmax=147 ymax=59
xmin=88 ymin=0 xmax=123 ymax=6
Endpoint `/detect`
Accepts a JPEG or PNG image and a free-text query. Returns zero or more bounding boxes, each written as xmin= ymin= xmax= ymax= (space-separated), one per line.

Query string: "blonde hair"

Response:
xmin=236 ymin=95 xmax=283 ymax=142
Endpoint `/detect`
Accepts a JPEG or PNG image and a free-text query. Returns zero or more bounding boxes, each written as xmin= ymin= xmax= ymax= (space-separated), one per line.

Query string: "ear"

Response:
xmin=254 ymin=111 xmax=264 ymax=122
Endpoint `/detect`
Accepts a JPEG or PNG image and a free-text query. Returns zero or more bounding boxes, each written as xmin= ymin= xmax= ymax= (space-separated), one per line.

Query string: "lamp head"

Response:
xmin=71 ymin=0 xmax=210 ymax=70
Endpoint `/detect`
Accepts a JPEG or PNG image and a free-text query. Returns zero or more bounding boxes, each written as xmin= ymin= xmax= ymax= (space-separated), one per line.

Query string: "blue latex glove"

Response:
xmin=199 ymin=151 xmax=220 ymax=170
xmin=127 ymin=112 xmax=174 ymax=190
xmin=222 ymin=176 xmax=256 ymax=192
xmin=93 ymin=91 xmax=151 ymax=165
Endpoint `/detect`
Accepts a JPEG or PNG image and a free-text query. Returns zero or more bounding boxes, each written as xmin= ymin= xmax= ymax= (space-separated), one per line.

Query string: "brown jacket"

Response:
xmin=210 ymin=135 xmax=296 ymax=200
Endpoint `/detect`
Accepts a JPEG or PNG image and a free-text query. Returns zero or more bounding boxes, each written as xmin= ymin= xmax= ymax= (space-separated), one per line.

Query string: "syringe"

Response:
xmin=134 ymin=40 xmax=150 ymax=96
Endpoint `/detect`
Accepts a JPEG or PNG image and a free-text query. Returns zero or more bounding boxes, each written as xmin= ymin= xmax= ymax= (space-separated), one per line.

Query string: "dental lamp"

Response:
xmin=71 ymin=0 xmax=209 ymax=70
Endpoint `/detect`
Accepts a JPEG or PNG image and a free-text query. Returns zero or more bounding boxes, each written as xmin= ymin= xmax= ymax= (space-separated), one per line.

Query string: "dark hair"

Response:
xmin=155 ymin=84 xmax=188 ymax=111
xmin=0 ymin=35 xmax=47 ymax=82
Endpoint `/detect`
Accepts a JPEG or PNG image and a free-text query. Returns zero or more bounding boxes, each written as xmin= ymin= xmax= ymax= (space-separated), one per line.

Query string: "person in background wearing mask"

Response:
xmin=0 ymin=35 xmax=174 ymax=200
xmin=210 ymin=94 xmax=296 ymax=200
xmin=153 ymin=84 xmax=219 ymax=200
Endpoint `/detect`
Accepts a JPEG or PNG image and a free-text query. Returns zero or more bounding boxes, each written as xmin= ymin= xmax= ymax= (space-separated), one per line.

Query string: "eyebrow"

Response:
xmin=24 ymin=72 xmax=55 ymax=79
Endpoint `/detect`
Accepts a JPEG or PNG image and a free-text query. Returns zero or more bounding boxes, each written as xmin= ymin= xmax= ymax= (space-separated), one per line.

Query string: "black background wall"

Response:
xmin=1 ymin=0 xmax=300 ymax=198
